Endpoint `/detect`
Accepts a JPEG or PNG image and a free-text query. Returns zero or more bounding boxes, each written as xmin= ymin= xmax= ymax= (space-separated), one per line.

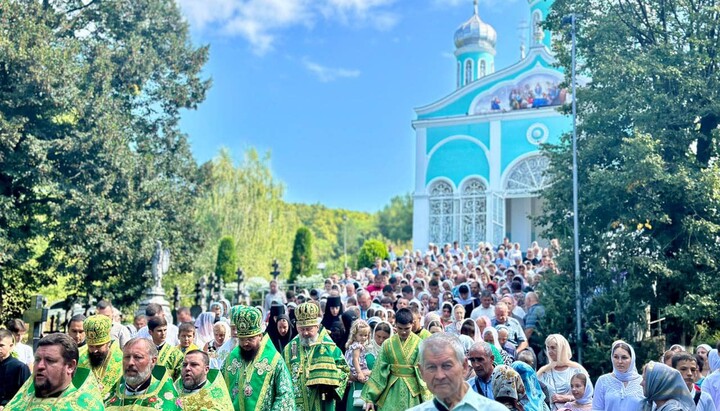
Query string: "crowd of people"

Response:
xmin=0 ymin=238 xmax=719 ymax=411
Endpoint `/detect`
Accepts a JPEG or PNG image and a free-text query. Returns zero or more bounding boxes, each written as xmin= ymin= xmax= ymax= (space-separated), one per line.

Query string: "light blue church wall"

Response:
xmin=426 ymin=139 xmax=490 ymax=186
xmin=499 ymin=115 xmax=571 ymax=174
xmin=426 ymin=123 xmax=490 ymax=154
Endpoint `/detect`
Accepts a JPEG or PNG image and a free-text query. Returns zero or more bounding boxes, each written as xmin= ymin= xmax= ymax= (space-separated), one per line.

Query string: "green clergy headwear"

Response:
xmin=84 ymin=315 xmax=112 ymax=346
xmin=231 ymin=306 xmax=262 ymax=338
xmin=295 ymin=302 xmax=320 ymax=327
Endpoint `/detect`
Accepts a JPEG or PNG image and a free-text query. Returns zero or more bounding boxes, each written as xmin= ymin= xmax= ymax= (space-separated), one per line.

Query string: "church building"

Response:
xmin=412 ymin=0 xmax=569 ymax=250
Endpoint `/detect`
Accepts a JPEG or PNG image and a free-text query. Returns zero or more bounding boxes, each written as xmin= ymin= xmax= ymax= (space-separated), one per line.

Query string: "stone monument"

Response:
xmin=137 ymin=240 xmax=172 ymax=319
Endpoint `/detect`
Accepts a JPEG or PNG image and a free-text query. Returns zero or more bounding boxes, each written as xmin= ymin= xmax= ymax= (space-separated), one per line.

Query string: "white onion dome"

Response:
xmin=454 ymin=2 xmax=497 ymax=52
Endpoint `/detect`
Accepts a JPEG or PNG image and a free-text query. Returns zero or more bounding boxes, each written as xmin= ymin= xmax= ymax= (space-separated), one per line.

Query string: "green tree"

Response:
xmin=0 ymin=0 xmax=209 ymax=320
xmin=356 ymin=239 xmax=389 ymax=270
xmin=290 ymin=227 xmax=314 ymax=283
xmin=214 ymin=236 xmax=237 ymax=283
xmin=377 ymin=194 xmax=413 ymax=243
xmin=193 ymin=149 xmax=297 ymax=282
xmin=538 ymin=0 xmax=720 ymax=372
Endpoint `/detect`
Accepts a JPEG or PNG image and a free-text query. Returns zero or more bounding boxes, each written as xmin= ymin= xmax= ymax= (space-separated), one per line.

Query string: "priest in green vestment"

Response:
xmin=223 ymin=305 xmax=295 ymax=411
xmin=147 ymin=317 xmax=183 ymax=381
xmin=104 ymin=338 xmax=180 ymax=410
xmin=78 ymin=315 xmax=124 ymax=400
xmin=283 ymin=302 xmax=350 ymax=411
xmin=5 ymin=333 xmax=106 ymax=411
xmin=361 ymin=308 xmax=431 ymax=411
xmin=175 ymin=350 xmax=233 ymax=410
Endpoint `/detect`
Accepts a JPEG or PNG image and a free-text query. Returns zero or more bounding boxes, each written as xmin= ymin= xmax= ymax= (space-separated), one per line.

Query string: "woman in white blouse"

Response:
xmin=591 ymin=340 xmax=644 ymax=411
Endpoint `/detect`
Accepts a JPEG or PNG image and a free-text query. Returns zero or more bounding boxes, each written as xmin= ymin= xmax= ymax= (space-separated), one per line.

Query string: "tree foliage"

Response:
xmin=292 ymin=203 xmax=379 ymax=272
xmin=193 ymin=149 xmax=297 ymax=282
xmin=0 ymin=0 xmax=209 ymax=321
xmin=538 ymin=0 xmax=720 ymax=372
xmin=357 ymin=239 xmax=389 ymax=270
xmin=377 ymin=194 xmax=413 ymax=244
xmin=290 ymin=227 xmax=314 ymax=283
xmin=214 ymin=236 xmax=237 ymax=283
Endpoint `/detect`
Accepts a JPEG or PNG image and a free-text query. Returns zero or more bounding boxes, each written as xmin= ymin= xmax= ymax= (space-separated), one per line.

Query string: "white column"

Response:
xmin=486 ymin=120 xmax=502 ymax=242
xmin=413 ymin=194 xmax=429 ymax=251
xmin=413 ymin=127 xmax=429 ymax=250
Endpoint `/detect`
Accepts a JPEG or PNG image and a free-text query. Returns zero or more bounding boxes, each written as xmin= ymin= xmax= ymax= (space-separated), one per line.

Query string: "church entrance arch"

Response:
xmin=502 ymin=155 xmax=550 ymax=246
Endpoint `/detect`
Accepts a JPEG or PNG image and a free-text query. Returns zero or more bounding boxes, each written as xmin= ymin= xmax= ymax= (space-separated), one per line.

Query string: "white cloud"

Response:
xmin=302 ymin=58 xmax=361 ymax=82
xmin=176 ymin=0 xmax=398 ymax=54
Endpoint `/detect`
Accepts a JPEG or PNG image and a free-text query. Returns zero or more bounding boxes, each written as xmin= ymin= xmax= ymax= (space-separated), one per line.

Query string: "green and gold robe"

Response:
xmin=78 ymin=340 xmax=124 ymax=399
xmin=222 ymin=334 xmax=294 ymax=411
xmin=157 ymin=343 xmax=183 ymax=381
xmin=105 ymin=365 xmax=180 ymax=410
xmin=175 ymin=369 xmax=234 ymax=411
xmin=177 ymin=343 xmax=198 ymax=355
xmin=415 ymin=329 xmax=432 ymax=340
xmin=360 ymin=333 xmax=431 ymax=411
xmin=283 ymin=328 xmax=349 ymax=411
xmin=5 ymin=367 xmax=106 ymax=411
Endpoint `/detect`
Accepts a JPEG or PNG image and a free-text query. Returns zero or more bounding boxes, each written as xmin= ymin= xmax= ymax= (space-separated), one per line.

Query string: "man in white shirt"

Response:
xmin=134 ymin=303 xmax=179 ymax=346
xmin=408 ymin=334 xmax=506 ymax=411
xmin=470 ymin=290 xmax=496 ymax=321
xmin=4 ymin=319 xmax=34 ymax=369
xmin=263 ymin=280 xmax=287 ymax=314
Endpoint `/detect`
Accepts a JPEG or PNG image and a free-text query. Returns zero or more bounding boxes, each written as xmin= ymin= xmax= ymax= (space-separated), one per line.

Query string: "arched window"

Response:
xmin=460 ymin=179 xmax=487 ymax=248
xmin=505 ymin=155 xmax=550 ymax=194
xmin=479 ymin=60 xmax=486 ymax=77
xmin=429 ymin=181 xmax=455 ymax=246
xmin=532 ymin=11 xmax=543 ymax=45
xmin=465 ymin=60 xmax=473 ymax=85
xmin=490 ymin=62 xmax=494 ymax=74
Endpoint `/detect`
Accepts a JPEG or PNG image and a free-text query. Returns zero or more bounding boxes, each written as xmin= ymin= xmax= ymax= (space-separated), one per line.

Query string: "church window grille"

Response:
xmin=505 ymin=155 xmax=550 ymax=194
xmin=479 ymin=60 xmax=486 ymax=77
xmin=460 ymin=179 xmax=487 ymax=249
xmin=429 ymin=181 xmax=456 ymax=246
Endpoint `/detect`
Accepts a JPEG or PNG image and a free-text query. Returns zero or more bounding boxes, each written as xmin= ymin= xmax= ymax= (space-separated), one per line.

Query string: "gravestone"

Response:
xmin=137 ymin=240 xmax=172 ymax=319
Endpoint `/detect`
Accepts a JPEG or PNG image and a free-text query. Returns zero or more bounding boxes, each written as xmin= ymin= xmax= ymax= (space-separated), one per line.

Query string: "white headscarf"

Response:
xmin=611 ymin=340 xmax=641 ymax=382
xmin=194 ymin=312 xmax=216 ymax=347
xmin=369 ymin=320 xmax=394 ymax=357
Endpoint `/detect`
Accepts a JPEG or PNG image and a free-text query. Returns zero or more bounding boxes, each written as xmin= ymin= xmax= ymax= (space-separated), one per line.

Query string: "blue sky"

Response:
xmin=177 ymin=0 xmax=532 ymax=212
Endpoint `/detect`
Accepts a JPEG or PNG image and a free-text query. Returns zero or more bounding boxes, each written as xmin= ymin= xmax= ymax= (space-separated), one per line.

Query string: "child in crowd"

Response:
xmin=386 ymin=310 xmax=395 ymax=326
xmin=559 ymin=373 xmax=593 ymax=411
xmin=346 ymin=320 xmax=371 ymax=383
xmin=346 ymin=320 xmax=371 ymax=410
xmin=177 ymin=322 xmax=198 ymax=354
xmin=148 ymin=316 xmax=183 ymax=380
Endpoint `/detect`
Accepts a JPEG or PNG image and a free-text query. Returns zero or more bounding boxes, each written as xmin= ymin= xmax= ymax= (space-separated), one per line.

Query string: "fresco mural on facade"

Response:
xmin=473 ymin=73 xmax=568 ymax=114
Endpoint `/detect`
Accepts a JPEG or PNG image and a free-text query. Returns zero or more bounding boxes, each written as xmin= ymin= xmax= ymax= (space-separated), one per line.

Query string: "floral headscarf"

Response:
xmin=642 ymin=361 xmax=694 ymax=411
xmin=492 ymin=365 xmax=526 ymax=409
